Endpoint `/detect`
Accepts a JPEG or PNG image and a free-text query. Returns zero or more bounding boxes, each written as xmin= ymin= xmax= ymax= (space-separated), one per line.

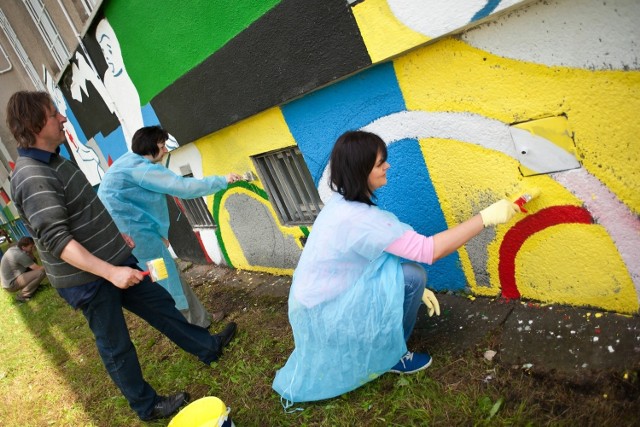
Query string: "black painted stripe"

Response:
xmin=150 ymin=0 xmax=372 ymax=144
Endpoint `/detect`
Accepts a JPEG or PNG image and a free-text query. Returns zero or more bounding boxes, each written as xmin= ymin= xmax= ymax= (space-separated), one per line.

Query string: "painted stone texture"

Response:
xmin=47 ymin=0 xmax=639 ymax=314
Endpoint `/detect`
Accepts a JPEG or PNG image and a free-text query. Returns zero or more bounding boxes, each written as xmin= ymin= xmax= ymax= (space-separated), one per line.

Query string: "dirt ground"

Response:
xmin=177 ymin=260 xmax=640 ymax=425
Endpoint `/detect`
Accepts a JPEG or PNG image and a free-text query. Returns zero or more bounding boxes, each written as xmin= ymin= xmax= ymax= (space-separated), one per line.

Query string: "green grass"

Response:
xmin=0 ymin=270 xmax=638 ymax=426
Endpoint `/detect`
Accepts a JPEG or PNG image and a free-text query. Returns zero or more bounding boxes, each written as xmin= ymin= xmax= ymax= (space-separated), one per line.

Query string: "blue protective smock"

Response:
xmin=272 ymin=195 xmax=412 ymax=403
xmin=97 ymin=151 xmax=227 ymax=309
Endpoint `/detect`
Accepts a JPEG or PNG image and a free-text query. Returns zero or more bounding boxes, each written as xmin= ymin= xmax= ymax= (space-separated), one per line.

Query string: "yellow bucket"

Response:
xmin=168 ymin=396 xmax=234 ymax=427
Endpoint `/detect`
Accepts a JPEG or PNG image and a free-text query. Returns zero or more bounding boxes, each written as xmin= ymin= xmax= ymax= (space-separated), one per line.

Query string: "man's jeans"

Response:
xmin=80 ymin=276 xmax=222 ymax=418
xmin=401 ymin=262 xmax=427 ymax=341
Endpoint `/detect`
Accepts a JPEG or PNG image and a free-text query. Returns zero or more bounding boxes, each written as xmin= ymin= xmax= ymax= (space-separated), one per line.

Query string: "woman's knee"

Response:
xmin=402 ymin=262 xmax=426 ymax=286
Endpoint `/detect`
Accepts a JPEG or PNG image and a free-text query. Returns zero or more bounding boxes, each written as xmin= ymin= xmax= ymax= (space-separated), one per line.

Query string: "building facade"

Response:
xmin=0 ymin=0 xmax=638 ymax=314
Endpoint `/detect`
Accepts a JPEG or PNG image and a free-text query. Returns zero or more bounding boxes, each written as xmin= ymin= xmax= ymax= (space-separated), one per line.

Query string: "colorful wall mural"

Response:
xmin=43 ymin=0 xmax=639 ymax=315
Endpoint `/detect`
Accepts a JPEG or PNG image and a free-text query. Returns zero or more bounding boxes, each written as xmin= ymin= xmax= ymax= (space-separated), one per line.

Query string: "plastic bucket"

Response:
xmin=168 ymin=396 xmax=234 ymax=427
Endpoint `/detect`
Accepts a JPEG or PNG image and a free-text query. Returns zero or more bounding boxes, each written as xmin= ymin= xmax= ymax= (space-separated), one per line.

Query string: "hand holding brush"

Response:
xmin=141 ymin=258 xmax=169 ymax=282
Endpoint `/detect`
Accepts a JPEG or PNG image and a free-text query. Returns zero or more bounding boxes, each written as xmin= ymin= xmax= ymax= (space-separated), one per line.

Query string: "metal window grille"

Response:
xmin=80 ymin=0 xmax=98 ymax=15
xmin=0 ymin=9 xmax=44 ymax=89
xmin=22 ymin=0 xmax=70 ymax=69
xmin=0 ymin=42 xmax=11 ymax=73
xmin=175 ymin=172 xmax=216 ymax=229
xmin=252 ymin=146 xmax=323 ymax=225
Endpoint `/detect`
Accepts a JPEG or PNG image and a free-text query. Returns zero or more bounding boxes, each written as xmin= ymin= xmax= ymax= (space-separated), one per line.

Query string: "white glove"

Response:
xmin=479 ymin=199 xmax=519 ymax=227
xmin=422 ymin=289 xmax=440 ymax=317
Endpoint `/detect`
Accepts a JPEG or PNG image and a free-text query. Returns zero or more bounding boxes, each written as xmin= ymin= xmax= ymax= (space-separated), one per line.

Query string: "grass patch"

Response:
xmin=0 ymin=269 xmax=638 ymax=426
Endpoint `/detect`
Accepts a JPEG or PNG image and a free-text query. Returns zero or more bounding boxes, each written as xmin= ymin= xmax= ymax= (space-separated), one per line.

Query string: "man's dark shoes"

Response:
xmin=140 ymin=391 xmax=190 ymax=421
xmin=218 ymin=322 xmax=237 ymax=348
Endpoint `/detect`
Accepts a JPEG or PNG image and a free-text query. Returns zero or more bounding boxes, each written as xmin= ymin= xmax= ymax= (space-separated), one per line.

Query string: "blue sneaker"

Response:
xmin=389 ymin=351 xmax=432 ymax=374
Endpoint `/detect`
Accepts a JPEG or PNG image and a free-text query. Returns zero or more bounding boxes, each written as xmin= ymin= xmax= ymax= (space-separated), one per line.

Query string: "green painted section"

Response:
xmin=104 ymin=0 xmax=281 ymax=104
xmin=2 ymin=206 xmax=14 ymax=222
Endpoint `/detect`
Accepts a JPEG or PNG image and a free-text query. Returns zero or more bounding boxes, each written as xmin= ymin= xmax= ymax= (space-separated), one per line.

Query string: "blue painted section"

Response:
xmin=59 ymin=144 xmax=71 ymax=160
xmin=377 ymin=139 xmax=466 ymax=291
xmin=65 ymin=106 xmax=87 ymax=141
xmin=141 ymin=103 xmax=162 ymax=127
xmin=95 ymin=127 xmax=128 ymax=163
xmin=282 ymin=63 xmax=406 ymax=183
xmin=282 ymin=63 xmax=466 ymax=291
xmin=472 ymin=0 xmax=501 ymax=21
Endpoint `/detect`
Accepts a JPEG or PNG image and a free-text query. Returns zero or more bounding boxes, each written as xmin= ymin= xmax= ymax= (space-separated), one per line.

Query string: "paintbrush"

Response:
xmin=512 ymin=187 xmax=541 ymax=213
xmin=141 ymin=258 xmax=169 ymax=281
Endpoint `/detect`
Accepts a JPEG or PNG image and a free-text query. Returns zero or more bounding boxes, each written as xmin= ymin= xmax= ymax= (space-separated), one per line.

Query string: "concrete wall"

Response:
xmin=3 ymin=0 xmax=639 ymax=314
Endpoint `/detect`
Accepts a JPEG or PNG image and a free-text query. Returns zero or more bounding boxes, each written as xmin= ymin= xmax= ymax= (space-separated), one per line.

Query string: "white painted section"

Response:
xmin=509 ymin=127 xmax=581 ymax=175
xmin=197 ymin=228 xmax=225 ymax=265
xmin=95 ymin=18 xmax=142 ymax=150
xmin=318 ymin=110 xmax=517 ymax=203
xmin=363 ymin=111 xmax=518 ymax=157
xmin=387 ymin=0 xmax=523 ymax=38
xmin=69 ymin=51 xmax=115 ymax=115
xmin=44 ymin=68 xmax=105 ymax=185
xmin=462 ymin=0 xmax=640 ymax=70
xmin=165 ymin=143 xmax=204 ymax=178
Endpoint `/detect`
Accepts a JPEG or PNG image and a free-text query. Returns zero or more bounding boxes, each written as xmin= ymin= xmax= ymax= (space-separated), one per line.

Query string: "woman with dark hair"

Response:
xmin=273 ymin=130 xmax=520 ymax=404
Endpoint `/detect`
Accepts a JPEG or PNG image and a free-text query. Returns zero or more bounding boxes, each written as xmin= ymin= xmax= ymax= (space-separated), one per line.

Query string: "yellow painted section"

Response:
xmin=195 ymin=107 xmax=296 ymax=176
xmin=417 ymin=137 xmax=520 ymax=297
xmin=419 ymin=137 xmax=585 ymax=298
xmin=217 ymin=186 xmax=298 ymax=276
xmin=194 ymin=107 xmax=302 ymax=274
xmin=395 ymin=38 xmax=640 ymax=216
xmin=515 ymin=224 xmax=638 ymax=314
xmin=195 ymin=107 xmax=294 ymax=219
xmin=352 ymin=0 xmax=430 ymax=64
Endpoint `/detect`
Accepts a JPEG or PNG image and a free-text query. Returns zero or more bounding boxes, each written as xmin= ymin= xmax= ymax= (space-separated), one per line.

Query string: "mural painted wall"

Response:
xmin=46 ymin=0 xmax=639 ymax=315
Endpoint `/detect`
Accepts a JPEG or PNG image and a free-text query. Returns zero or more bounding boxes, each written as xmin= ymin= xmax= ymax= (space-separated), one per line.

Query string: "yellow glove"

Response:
xmin=422 ymin=289 xmax=440 ymax=317
xmin=479 ymin=199 xmax=519 ymax=227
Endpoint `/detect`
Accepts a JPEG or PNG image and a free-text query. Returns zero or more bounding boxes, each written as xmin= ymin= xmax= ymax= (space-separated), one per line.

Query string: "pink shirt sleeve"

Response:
xmin=384 ymin=230 xmax=434 ymax=265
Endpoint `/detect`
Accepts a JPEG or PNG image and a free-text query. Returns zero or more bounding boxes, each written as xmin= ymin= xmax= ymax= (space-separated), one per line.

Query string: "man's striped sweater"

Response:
xmin=10 ymin=149 xmax=131 ymax=288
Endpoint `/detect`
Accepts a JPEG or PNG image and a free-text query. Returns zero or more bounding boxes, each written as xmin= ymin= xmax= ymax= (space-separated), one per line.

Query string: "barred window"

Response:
xmin=22 ymin=0 xmax=70 ymax=70
xmin=252 ymin=146 xmax=323 ymax=225
xmin=0 ymin=43 xmax=11 ymax=74
xmin=0 ymin=9 xmax=44 ymax=89
xmin=175 ymin=166 xmax=215 ymax=228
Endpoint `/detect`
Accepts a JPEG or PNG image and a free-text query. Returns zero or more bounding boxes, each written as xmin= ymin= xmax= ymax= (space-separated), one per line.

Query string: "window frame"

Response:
xmin=173 ymin=171 xmax=216 ymax=229
xmin=22 ymin=0 xmax=70 ymax=70
xmin=251 ymin=146 xmax=323 ymax=226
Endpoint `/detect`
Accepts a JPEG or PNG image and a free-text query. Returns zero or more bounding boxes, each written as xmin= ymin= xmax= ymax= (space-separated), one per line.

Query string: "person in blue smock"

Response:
xmin=98 ymin=126 xmax=242 ymax=328
xmin=272 ymin=130 xmax=521 ymax=404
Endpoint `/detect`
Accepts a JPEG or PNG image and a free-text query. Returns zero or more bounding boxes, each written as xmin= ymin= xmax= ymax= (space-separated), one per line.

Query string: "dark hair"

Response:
xmin=329 ymin=130 xmax=387 ymax=206
xmin=131 ymin=125 xmax=169 ymax=157
xmin=6 ymin=91 xmax=53 ymax=149
xmin=17 ymin=236 xmax=35 ymax=249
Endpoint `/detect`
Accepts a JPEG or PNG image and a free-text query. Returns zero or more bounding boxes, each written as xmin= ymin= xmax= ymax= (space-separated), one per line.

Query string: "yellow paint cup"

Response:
xmin=168 ymin=396 xmax=234 ymax=427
